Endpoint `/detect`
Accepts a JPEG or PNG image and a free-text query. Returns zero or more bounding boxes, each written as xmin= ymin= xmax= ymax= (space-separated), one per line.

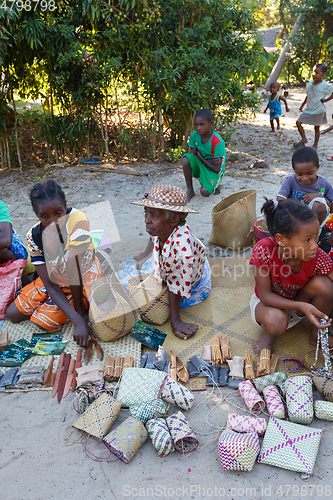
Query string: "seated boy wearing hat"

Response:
xmin=131 ymin=184 xmax=211 ymax=340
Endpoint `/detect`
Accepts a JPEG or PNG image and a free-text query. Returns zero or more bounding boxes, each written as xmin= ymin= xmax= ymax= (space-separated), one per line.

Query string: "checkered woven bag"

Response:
xmin=257 ymin=417 xmax=322 ymax=478
xmin=130 ymin=399 xmax=169 ymax=424
xmin=166 ymin=411 xmax=199 ymax=453
xmin=227 ymin=413 xmax=267 ymax=436
xmin=103 ymin=416 xmax=148 ymax=464
xmin=116 ymin=368 xmax=166 ymax=407
xmin=239 ymin=380 xmax=265 ymax=414
xmin=263 ymin=385 xmax=285 ymax=420
xmin=159 ymin=375 xmax=194 ymax=410
xmin=72 ymin=393 xmax=121 ymax=439
xmin=218 ymin=430 xmax=260 ymax=471
xmin=146 ymin=417 xmax=175 ymax=457
xmin=285 ymin=376 xmax=313 ymax=424
xmin=128 ymin=274 xmax=170 ymax=326
xmin=253 ymin=371 xmax=288 ymax=394
xmin=314 ymin=400 xmax=333 ymax=421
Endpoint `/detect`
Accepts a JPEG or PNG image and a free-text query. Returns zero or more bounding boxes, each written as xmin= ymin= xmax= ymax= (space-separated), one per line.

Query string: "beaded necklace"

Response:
xmin=310 ymin=319 xmax=333 ymax=378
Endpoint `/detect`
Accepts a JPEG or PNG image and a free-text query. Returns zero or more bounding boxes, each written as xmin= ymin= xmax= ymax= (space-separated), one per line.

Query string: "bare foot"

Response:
xmin=294 ymin=139 xmax=308 ymax=147
xmin=254 ymin=331 xmax=276 ymax=356
xmin=311 ymin=144 xmax=318 ymax=150
xmin=186 ymin=188 xmax=195 ymax=202
xmin=214 ymin=185 xmax=221 ymax=195
xmin=309 ymin=330 xmax=333 ymax=348
xmin=171 ymin=320 xmax=198 ymax=340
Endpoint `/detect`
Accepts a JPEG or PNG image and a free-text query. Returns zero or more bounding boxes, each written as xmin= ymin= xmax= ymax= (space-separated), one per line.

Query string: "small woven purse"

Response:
xmin=227 ymin=413 xmax=267 ymax=436
xmin=146 ymin=417 xmax=175 ymax=457
xmin=314 ymin=400 xmax=333 ymax=421
xmin=238 ymin=380 xmax=265 ymax=414
xmin=128 ymin=273 xmax=170 ymax=325
xmin=285 ymin=376 xmax=313 ymax=424
xmin=159 ymin=375 xmax=194 ymax=410
xmin=166 ymin=411 xmax=199 ymax=453
xmin=218 ymin=430 xmax=260 ymax=471
xmin=72 ymin=393 xmax=121 ymax=439
xmin=129 ymin=399 xmax=170 ymax=424
xmin=252 ymin=371 xmax=288 ymax=394
xmin=263 ymin=385 xmax=285 ymax=420
xmin=312 ymin=375 xmax=333 ymax=402
xmin=103 ymin=416 xmax=148 ymax=464
xmin=116 ymin=368 xmax=166 ymax=407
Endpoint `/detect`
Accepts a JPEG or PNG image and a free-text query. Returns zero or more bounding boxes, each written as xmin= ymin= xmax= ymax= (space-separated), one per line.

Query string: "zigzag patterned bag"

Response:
xmin=227 ymin=413 xmax=267 ymax=436
xmin=218 ymin=430 xmax=260 ymax=471
xmin=285 ymin=376 xmax=313 ymax=424
xmin=159 ymin=375 xmax=194 ymax=410
xmin=263 ymin=385 xmax=285 ymax=420
xmin=166 ymin=411 xmax=199 ymax=453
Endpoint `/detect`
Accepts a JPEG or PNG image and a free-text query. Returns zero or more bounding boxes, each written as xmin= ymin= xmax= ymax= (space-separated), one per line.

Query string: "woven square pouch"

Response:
xmin=72 ymin=393 xmax=121 ymax=439
xmin=218 ymin=430 xmax=260 ymax=472
xmin=253 ymin=371 xmax=288 ymax=394
xmin=146 ymin=417 xmax=175 ymax=457
xmin=238 ymin=380 xmax=265 ymax=415
xmin=313 ymin=375 xmax=333 ymax=402
xmin=257 ymin=417 xmax=322 ymax=478
xmin=103 ymin=416 xmax=148 ymax=464
xmin=285 ymin=376 xmax=313 ymax=424
xmin=116 ymin=368 xmax=166 ymax=407
xmin=129 ymin=399 xmax=170 ymax=424
xmin=159 ymin=375 xmax=194 ymax=410
xmin=314 ymin=400 xmax=333 ymax=421
xmin=128 ymin=274 xmax=170 ymax=325
xmin=227 ymin=414 xmax=267 ymax=436
xmin=263 ymin=385 xmax=285 ymax=420
xmin=166 ymin=411 xmax=199 ymax=453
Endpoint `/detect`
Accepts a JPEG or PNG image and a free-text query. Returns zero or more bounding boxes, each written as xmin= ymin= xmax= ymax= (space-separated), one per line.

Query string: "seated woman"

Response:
xmin=6 ymin=180 xmax=104 ymax=347
xmin=130 ymin=184 xmax=211 ymax=340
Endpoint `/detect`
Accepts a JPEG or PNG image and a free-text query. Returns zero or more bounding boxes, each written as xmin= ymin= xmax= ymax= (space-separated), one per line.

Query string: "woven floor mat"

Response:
xmin=1 ymin=319 xmax=141 ymax=392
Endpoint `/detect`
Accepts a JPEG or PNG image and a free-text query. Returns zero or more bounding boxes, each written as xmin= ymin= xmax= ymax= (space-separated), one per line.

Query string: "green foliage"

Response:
xmin=165 ymin=147 xmax=186 ymax=162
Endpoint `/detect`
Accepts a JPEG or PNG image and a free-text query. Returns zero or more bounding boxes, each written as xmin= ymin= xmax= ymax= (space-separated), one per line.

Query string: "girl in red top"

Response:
xmin=250 ymin=198 xmax=333 ymax=355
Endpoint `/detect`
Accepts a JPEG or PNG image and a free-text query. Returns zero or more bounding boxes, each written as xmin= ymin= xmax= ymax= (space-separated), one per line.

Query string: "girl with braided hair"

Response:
xmin=6 ymin=180 xmax=103 ymax=347
xmin=250 ymin=198 xmax=333 ymax=355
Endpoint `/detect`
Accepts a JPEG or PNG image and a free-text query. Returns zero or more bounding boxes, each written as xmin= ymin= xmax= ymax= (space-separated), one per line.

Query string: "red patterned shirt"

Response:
xmin=250 ymin=237 xmax=333 ymax=300
xmin=152 ymin=224 xmax=206 ymax=298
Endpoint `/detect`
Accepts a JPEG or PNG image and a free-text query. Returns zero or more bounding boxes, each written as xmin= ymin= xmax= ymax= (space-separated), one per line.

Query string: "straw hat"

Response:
xmin=130 ymin=184 xmax=199 ymax=213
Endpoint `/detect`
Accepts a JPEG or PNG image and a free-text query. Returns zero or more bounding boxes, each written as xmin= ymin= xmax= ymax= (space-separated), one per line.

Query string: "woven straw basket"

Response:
xmin=89 ymin=272 xmax=137 ymax=342
xmin=72 ymin=393 xmax=121 ymax=439
xmin=128 ymin=273 xmax=170 ymax=325
xmin=209 ymin=190 xmax=256 ymax=252
xmin=253 ymin=218 xmax=271 ymax=244
xmin=313 ymin=375 xmax=333 ymax=402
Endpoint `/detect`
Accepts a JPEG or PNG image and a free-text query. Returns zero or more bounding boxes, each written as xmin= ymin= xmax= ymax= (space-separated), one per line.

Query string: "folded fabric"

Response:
xmin=285 ymin=376 xmax=313 ymax=424
xmin=0 ymin=367 xmax=19 ymax=390
xmin=103 ymin=416 xmax=148 ymax=463
xmin=227 ymin=413 xmax=267 ymax=436
xmin=227 ymin=377 xmax=244 ymax=390
xmin=187 ymin=360 xmax=198 ymax=378
xmin=263 ymin=385 xmax=285 ymax=420
xmin=17 ymin=366 xmax=45 ymax=376
xmin=227 ymin=356 xmax=245 ymax=379
xmin=140 ymin=352 xmax=148 ymax=368
xmin=72 ymin=393 xmax=121 ymax=439
xmin=257 ymin=417 xmax=322 ymax=478
xmin=218 ymin=429 xmax=260 ymax=471
xmin=143 ymin=352 xmax=158 ymax=370
xmin=130 ymin=399 xmax=169 ymax=424
xmin=239 ymin=380 xmax=265 ymax=414
xmin=205 ymin=365 xmax=229 ymax=386
xmin=154 ymin=346 xmax=169 ymax=371
xmin=189 ymin=354 xmax=210 ymax=374
xmin=253 ymin=371 xmax=288 ymax=394
xmin=117 ymin=368 xmax=166 ymax=407
xmin=159 ymin=375 xmax=194 ymax=410
xmin=146 ymin=418 xmax=175 ymax=457
xmin=314 ymin=400 xmax=333 ymax=421
xmin=166 ymin=411 xmax=199 ymax=453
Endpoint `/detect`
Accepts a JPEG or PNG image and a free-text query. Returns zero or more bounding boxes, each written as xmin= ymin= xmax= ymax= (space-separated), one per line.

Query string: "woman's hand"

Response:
xmin=298 ymin=302 xmax=331 ymax=330
xmin=73 ymin=316 xmax=91 ymax=347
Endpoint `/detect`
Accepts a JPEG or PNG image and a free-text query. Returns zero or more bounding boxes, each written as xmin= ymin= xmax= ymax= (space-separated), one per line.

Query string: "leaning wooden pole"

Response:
xmin=265 ymin=16 xmax=302 ymax=89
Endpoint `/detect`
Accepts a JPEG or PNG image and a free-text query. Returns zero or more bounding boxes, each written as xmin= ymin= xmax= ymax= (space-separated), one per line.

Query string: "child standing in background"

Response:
xmin=264 ymin=82 xmax=289 ymax=132
xmin=295 ymin=63 xmax=333 ymax=150
xmin=182 ymin=108 xmax=226 ymax=202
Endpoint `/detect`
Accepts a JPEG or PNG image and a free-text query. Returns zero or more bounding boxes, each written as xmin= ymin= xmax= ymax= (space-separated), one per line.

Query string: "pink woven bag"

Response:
xmin=263 ymin=385 xmax=285 ymax=419
xmin=239 ymin=380 xmax=265 ymax=414
xmin=227 ymin=413 xmax=267 ymax=436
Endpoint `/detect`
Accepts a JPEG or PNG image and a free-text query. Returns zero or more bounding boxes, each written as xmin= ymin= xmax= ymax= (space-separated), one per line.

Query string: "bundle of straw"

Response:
xmin=258 ymin=349 xmax=271 ymax=377
xmin=104 ymin=356 xmax=115 ymax=383
xmin=219 ymin=335 xmax=232 ymax=363
xmin=114 ymin=357 xmax=124 ymax=381
xmin=123 ymin=355 xmax=134 ymax=371
xmin=211 ymin=337 xmax=222 ymax=365
xmin=244 ymin=354 xmax=255 ymax=380
xmin=270 ymin=354 xmax=279 ymax=374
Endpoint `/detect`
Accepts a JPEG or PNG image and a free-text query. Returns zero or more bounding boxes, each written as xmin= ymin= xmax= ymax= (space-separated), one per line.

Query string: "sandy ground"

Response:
xmin=2 ymin=89 xmax=333 ymax=499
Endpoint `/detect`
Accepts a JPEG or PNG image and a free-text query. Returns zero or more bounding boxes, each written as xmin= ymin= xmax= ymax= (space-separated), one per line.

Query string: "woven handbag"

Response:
xmin=263 ymin=385 xmax=285 ymax=420
xmin=253 ymin=218 xmax=271 ymax=244
xmin=314 ymin=400 xmax=333 ymax=420
xmin=285 ymin=376 xmax=313 ymax=424
xmin=72 ymin=393 xmax=121 ymax=439
xmin=227 ymin=413 xmax=267 ymax=436
xmin=159 ymin=375 xmax=195 ymax=410
xmin=116 ymin=368 xmax=166 ymax=407
xmin=129 ymin=399 xmax=169 ymax=424
xmin=166 ymin=411 xmax=199 ymax=453
xmin=146 ymin=417 xmax=175 ymax=457
xmin=238 ymin=380 xmax=265 ymax=415
xmin=257 ymin=417 xmax=322 ymax=478
xmin=209 ymin=190 xmax=256 ymax=252
xmin=103 ymin=416 xmax=148 ymax=464
xmin=303 ymin=349 xmax=326 ymax=371
xmin=218 ymin=430 xmax=260 ymax=472
xmin=313 ymin=375 xmax=333 ymax=402
xmin=128 ymin=273 xmax=170 ymax=325
xmin=252 ymin=371 xmax=288 ymax=394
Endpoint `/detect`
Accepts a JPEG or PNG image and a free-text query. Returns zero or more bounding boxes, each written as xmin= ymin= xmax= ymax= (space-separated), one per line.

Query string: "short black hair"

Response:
xmin=315 ymin=63 xmax=328 ymax=74
xmin=30 ymin=179 xmax=67 ymax=212
xmin=195 ymin=108 xmax=214 ymax=122
xmin=270 ymin=82 xmax=280 ymax=88
xmin=291 ymin=147 xmax=319 ymax=168
xmin=261 ymin=198 xmax=316 ymax=237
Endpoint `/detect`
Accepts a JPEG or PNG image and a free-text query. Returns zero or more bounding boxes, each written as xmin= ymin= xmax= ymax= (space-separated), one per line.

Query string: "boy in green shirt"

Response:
xmin=182 ymin=108 xmax=226 ymax=201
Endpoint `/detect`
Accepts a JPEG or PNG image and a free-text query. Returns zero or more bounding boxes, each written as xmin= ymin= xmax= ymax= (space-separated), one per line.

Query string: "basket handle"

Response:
xmin=97 ymin=249 xmax=115 ymax=275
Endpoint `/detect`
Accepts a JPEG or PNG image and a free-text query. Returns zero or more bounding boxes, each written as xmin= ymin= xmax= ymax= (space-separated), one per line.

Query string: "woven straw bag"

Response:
xmin=128 ymin=273 xmax=170 ymax=325
xmin=209 ymin=190 xmax=256 ymax=252
xmin=227 ymin=413 xmax=267 ymax=436
xmin=103 ymin=416 xmax=148 ymax=464
xmin=314 ymin=400 xmax=333 ymax=420
xmin=253 ymin=371 xmax=288 ymax=394
xmin=89 ymin=250 xmax=137 ymax=342
xmin=253 ymin=218 xmax=271 ymax=244
xmin=72 ymin=393 xmax=121 ymax=439
xmin=146 ymin=418 xmax=175 ymax=457
xmin=129 ymin=399 xmax=169 ymax=424
xmin=166 ymin=411 xmax=199 ymax=453
xmin=285 ymin=376 xmax=313 ymax=424
xmin=218 ymin=430 xmax=260 ymax=471
xmin=116 ymin=368 xmax=166 ymax=407
xmin=313 ymin=375 xmax=333 ymax=402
